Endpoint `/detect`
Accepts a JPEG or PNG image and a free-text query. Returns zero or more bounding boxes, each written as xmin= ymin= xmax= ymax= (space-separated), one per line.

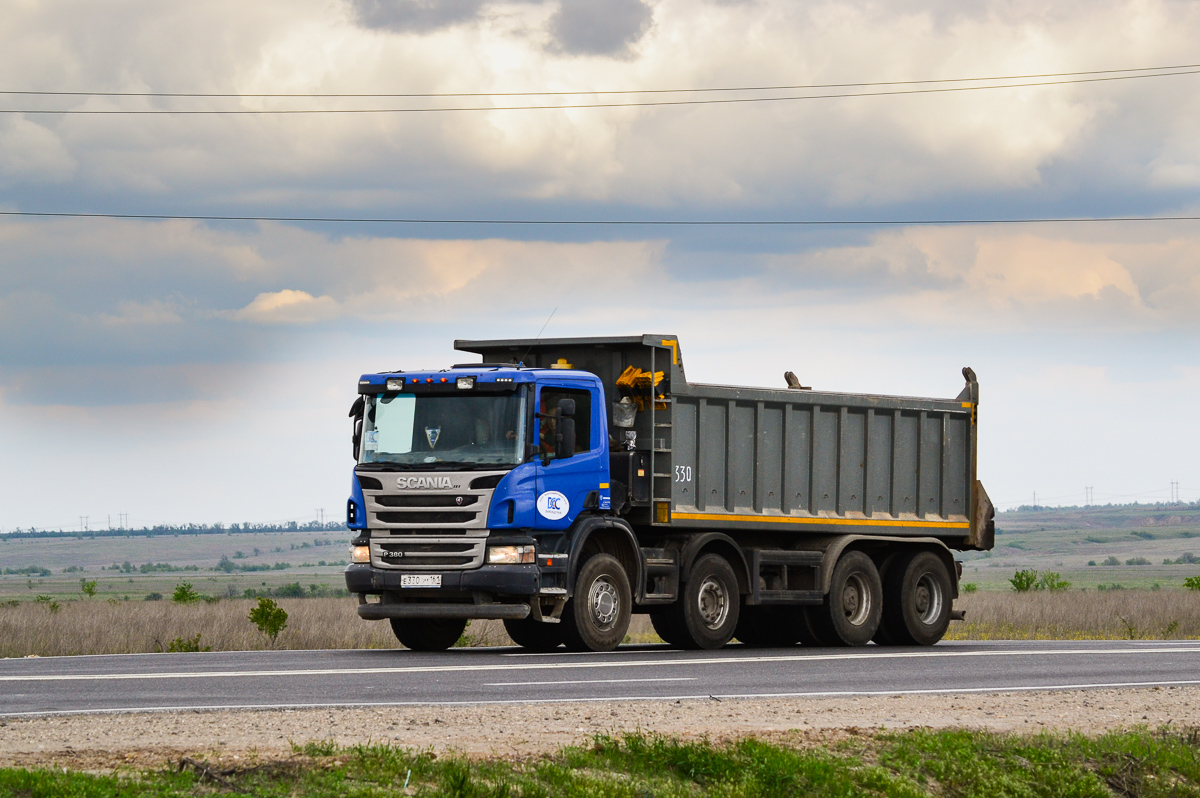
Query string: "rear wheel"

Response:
xmin=736 ymin=605 xmax=808 ymax=647
xmin=808 ymin=550 xmax=882 ymax=646
xmin=661 ymin=554 xmax=740 ymax=650
xmin=503 ymin=618 xmax=562 ymax=651
xmin=649 ymin=609 xmax=690 ymax=647
xmin=879 ymin=551 xmax=952 ymax=646
xmin=560 ymin=554 xmax=632 ymax=652
xmin=389 ymin=617 xmax=468 ymax=651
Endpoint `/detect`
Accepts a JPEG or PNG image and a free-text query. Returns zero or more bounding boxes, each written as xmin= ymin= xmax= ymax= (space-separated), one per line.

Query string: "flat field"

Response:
xmin=0 ymin=529 xmax=350 ymax=602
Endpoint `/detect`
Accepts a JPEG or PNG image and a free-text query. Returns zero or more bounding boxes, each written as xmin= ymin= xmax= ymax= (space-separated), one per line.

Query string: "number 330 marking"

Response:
xmin=674 ymin=465 xmax=693 ymax=482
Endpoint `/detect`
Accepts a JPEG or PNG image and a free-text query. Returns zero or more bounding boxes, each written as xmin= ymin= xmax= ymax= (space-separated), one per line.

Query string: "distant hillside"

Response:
xmin=1 ymin=521 xmax=348 ymax=540
xmin=998 ymin=503 xmax=1200 ymax=533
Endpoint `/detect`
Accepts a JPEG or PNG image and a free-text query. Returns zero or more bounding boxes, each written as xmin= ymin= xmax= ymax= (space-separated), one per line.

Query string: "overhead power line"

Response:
xmin=3 ymin=68 xmax=1199 ymax=114
xmin=4 ymin=63 xmax=1198 ymax=99
xmin=3 ymin=210 xmax=1199 ymax=226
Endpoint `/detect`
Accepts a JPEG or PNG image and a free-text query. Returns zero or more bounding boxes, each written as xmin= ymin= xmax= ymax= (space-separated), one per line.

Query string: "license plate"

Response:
xmin=401 ymin=574 xmax=441 ymax=588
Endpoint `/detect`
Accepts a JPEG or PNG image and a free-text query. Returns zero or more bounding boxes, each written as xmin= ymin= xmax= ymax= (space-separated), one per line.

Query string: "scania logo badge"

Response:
xmin=396 ymin=476 xmax=456 ymax=489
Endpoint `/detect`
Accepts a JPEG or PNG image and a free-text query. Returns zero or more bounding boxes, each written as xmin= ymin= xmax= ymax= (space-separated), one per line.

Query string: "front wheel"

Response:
xmin=503 ymin=618 xmax=563 ymax=651
xmin=389 ymin=617 xmax=468 ymax=651
xmin=560 ymin=554 xmax=632 ymax=652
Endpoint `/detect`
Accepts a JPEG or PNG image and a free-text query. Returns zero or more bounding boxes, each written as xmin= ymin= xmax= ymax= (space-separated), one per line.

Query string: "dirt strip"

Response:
xmin=2 ymin=687 xmax=1198 ymax=771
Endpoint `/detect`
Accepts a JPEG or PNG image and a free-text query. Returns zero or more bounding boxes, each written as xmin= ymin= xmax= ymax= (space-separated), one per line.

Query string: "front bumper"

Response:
xmin=345 ymin=562 xmax=541 ymax=595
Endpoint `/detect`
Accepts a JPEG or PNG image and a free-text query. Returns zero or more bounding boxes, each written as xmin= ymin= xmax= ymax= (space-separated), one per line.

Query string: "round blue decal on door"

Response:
xmin=536 ymin=491 xmax=570 ymax=520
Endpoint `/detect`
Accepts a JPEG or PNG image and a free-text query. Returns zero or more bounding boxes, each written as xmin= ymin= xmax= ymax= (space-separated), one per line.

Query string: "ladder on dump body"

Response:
xmin=649 ymin=343 xmax=673 ymax=525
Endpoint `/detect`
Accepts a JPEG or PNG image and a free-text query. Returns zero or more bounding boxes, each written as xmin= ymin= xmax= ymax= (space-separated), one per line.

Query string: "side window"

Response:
xmin=539 ymin=387 xmax=592 ymax=457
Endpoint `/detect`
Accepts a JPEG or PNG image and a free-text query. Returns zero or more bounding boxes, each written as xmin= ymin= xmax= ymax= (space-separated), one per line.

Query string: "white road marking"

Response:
xmin=484 ymin=677 xmax=697 ymax=686
xmin=1 ymin=645 xmax=1197 ymax=683
xmin=4 ymin=679 xmax=1200 ymax=718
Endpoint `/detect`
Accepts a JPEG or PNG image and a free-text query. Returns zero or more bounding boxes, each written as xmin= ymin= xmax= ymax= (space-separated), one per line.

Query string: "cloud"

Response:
xmin=230 ymin=289 xmax=342 ymax=324
xmin=100 ymin=299 xmax=185 ymax=326
xmin=348 ymin=0 xmax=491 ymax=32
xmin=0 ymin=117 xmax=76 ymax=184
xmin=548 ymin=0 xmax=653 ymax=56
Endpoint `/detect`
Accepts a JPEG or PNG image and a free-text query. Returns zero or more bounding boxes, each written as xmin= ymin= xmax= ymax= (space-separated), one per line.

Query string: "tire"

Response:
xmin=389 ymin=617 xmax=467 ymax=651
xmin=879 ymin=551 xmax=952 ymax=646
xmin=649 ymin=610 xmax=690 ymax=648
xmin=661 ymin=554 xmax=741 ymax=650
xmin=734 ymin=605 xmax=776 ymax=647
xmin=503 ymin=618 xmax=562 ymax=651
xmin=560 ymin=554 xmax=632 ymax=652
xmin=809 ymin=550 xmax=882 ymax=647
xmin=735 ymin=605 xmax=806 ymax=647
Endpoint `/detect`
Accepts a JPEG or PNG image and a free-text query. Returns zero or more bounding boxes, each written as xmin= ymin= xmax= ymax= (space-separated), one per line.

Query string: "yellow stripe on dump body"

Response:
xmin=672 ymin=512 xmax=970 ymax=529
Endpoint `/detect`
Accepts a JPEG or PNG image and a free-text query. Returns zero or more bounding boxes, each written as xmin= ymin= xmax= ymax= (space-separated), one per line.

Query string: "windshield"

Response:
xmin=359 ymin=389 xmax=526 ymax=468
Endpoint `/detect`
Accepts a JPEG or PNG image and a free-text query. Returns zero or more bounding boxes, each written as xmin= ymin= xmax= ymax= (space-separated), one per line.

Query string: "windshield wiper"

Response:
xmin=357 ymin=461 xmax=515 ymax=472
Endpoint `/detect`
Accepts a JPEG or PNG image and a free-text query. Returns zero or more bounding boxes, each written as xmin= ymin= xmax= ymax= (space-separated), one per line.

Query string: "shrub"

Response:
xmin=1087 ymin=560 xmax=1097 ymax=566
xmin=1037 ymin=571 xmax=1071 ymax=591
xmin=80 ymin=579 xmax=97 ymax=598
xmin=1125 ymin=557 xmax=1151 ymax=566
xmin=144 ymin=592 xmax=163 ymax=601
xmin=1009 ymin=570 xmax=1038 ymax=592
xmin=1102 ymin=556 xmax=1120 ymax=566
xmin=248 ymin=597 xmax=288 ymax=643
xmin=960 ymin=582 xmax=978 ymax=593
xmin=1185 ymin=575 xmax=1200 ymax=591
xmin=171 ymin=582 xmax=201 ymax=604
xmin=166 ymin=633 xmax=211 ymax=653
xmin=275 ymin=582 xmax=306 ymax=598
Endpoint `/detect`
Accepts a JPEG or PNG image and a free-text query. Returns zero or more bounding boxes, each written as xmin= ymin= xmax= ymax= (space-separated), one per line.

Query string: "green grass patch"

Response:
xmin=1 ymin=727 xmax=1199 ymax=797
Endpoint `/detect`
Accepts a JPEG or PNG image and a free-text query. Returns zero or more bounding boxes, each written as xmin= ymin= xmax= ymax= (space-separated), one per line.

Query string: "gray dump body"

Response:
xmin=457 ymin=334 xmax=994 ymax=552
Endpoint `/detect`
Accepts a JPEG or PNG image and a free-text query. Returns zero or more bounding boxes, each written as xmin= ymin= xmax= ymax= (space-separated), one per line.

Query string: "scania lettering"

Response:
xmin=344 ymin=335 xmax=994 ymax=652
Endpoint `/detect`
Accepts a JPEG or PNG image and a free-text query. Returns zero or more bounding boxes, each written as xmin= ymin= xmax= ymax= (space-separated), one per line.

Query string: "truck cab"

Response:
xmin=345 ymin=363 xmax=625 ymax=650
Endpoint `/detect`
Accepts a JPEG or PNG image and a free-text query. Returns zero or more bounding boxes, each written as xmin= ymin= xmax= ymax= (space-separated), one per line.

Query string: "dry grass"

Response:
xmin=0 ymin=598 xmax=400 ymax=657
xmin=0 ymin=599 xmax=663 ymax=657
xmin=4 ymin=590 xmax=1197 ymax=657
xmin=946 ymin=588 xmax=1200 ymax=640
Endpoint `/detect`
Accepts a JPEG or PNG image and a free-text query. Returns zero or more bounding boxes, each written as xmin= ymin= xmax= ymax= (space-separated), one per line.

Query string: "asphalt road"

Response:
xmin=3 ymin=640 xmax=1199 ymax=718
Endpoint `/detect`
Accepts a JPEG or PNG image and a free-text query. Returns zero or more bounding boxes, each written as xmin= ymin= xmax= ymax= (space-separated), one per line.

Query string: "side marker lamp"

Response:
xmin=456 ymin=376 xmax=476 ymax=390
xmin=486 ymin=545 xmax=535 ymax=564
xmin=385 ymin=378 xmax=404 ymax=391
xmin=351 ymin=545 xmax=370 ymax=563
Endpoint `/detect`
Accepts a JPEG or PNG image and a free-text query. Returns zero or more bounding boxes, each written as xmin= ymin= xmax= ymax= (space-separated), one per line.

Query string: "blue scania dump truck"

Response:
xmin=345 ymin=335 xmax=994 ymax=652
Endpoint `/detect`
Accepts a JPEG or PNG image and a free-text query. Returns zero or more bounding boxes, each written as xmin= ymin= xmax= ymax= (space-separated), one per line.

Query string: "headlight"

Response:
xmin=351 ymin=545 xmax=370 ymax=563
xmin=456 ymin=376 xmax=475 ymax=390
xmin=487 ymin=545 xmax=535 ymax=564
xmin=385 ymin=377 xmax=404 ymax=391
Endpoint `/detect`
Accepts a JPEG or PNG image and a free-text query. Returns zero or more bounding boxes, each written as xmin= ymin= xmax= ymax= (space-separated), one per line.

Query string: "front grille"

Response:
xmin=356 ymin=468 xmax=506 ymax=570
xmin=375 ymin=511 xmax=477 ymax=524
xmin=381 ymin=542 xmax=476 ymax=554
xmin=370 ymin=537 xmax=486 ymax=570
xmin=374 ymin=494 xmax=478 ymax=508
xmin=373 ymin=528 xmax=472 ymax=537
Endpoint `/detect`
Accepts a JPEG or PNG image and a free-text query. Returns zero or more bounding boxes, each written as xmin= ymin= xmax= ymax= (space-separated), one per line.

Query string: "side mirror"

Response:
xmin=557 ymin=398 xmax=576 ymax=417
xmin=350 ymin=397 xmax=365 ymax=460
xmin=556 ymin=417 xmax=576 ymax=460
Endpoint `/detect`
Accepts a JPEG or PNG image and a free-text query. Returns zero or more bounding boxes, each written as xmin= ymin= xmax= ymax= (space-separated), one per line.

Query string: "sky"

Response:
xmin=2 ymin=0 xmax=1199 ymax=531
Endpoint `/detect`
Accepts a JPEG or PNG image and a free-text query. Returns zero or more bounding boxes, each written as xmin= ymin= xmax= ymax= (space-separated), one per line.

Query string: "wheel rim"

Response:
xmin=841 ymin=573 xmax=871 ymax=626
xmin=588 ymin=576 xmax=620 ymax=631
xmin=696 ymin=576 xmax=730 ymax=630
xmin=913 ymin=573 xmax=944 ymax=625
